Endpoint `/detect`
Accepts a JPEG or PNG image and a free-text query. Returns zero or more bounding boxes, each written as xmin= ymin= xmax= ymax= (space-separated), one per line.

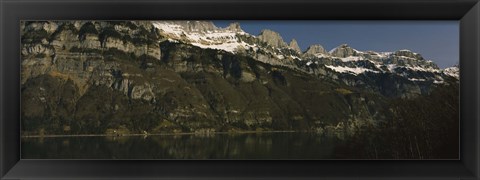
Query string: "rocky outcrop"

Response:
xmin=289 ymin=39 xmax=301 ymax=53
xmin=173 ymin=21 xmax=218 ymax=33
xmin=225 ymin=22 xmax=243 ymax=32
xmin=382 ymin=54 xmax=439 ymax=70
xmin=101 ymin=37 xmax=161 ymax=59
xmin=330 ymin=44 xmax=359 ymax=58
xmin=304 ymin=44 xmax=328 ymax=55
xmin=257 ymin=29 xmax=288 ymax=48
xmin=21 ymin=44 xmax=55 ymax=57
xmin=443 ymin=65 xmax=459 ymax=79
xmin=394 ymin=49 xmax=424 ymax=59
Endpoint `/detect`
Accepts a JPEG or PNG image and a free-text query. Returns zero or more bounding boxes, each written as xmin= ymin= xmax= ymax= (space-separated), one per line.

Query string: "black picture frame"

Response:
xmin=1 ymin=0 xmax=479 ymax=179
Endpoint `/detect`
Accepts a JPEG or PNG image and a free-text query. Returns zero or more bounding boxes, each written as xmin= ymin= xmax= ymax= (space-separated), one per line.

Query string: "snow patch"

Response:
xmin=339 ymin=56 xmax=363 ymax=62
xmin=314 ymin=54 xmax=329 ymax=58
xmin=443 ymin=66 xmax=460 ymax=79
xmin=153 ymin=21 xmax=254 ymax=53
xmin=325 ymin=65 xmax=379 ymax=75
xmin=387 ymin=64 xmax=397 ymax=72
xmin=408 ymin=78 xmax=427 ymax=82
xmin=406 ymin=66 xmax=441 ymax=73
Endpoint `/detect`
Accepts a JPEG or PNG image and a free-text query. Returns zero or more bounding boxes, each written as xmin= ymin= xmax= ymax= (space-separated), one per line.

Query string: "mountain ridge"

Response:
xmin=151 ymin=21 xmax=457 ymax=77
xmin=19 ymin=20 xmax=459 ymax=137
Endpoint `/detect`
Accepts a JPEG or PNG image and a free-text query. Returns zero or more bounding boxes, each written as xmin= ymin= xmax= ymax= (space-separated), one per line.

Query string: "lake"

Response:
xmin=21 ymin=132 xmax=357 ymax=159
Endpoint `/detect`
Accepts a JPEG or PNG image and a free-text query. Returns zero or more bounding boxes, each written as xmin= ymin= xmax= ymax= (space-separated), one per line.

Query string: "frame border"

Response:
xmin=1 ymin=0 xmax=479 ymax=179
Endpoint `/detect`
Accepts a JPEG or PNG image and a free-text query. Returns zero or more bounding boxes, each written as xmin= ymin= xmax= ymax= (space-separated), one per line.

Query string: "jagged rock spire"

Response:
xmin=304 ymin=44 xmax=328 ymax=55
xmin=289 ymin=39 xmax=302 ymax=53
xmin=330 ymin=44 xmax=358 ymax=58
xmin=226 ymin=22 xmax=243 ymax=32
xmin=258 ymin=29 xmax=287 ymax=48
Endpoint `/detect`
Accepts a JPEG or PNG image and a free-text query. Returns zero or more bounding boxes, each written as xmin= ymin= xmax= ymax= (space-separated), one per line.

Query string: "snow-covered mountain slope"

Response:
xmin=152 ymin=21 xmax=254 ymax=53
xmin=153 ymin=21 xmax=303 ymax=68
xmin=443 ymin=65 xmax=459 ymax=79
xmin=301 ymin=47 xmax=455 ymax=85
xmin=151 ymin=21 xmax=459 ymax=84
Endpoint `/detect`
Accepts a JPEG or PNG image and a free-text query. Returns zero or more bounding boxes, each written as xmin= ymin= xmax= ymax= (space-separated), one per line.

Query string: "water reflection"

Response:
xmin=22 ymin=132 xmax=348 ymax=159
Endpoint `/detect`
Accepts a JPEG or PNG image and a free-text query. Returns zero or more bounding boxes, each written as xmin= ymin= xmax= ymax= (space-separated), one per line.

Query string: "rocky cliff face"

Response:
xmin=289 ymin=39 xmax=302 ymax=53
xmin=225 ymin=22 xmax=243 ymax=32
xmin=20 ymin=20 xmax=459 ymax=136
xmin=330 ymin=44 xmax=359 ymax=58
xmin=304 ymin=44 xmax=328 ymax=56
xmin=258 ymin=29 xmax=288 ymax=48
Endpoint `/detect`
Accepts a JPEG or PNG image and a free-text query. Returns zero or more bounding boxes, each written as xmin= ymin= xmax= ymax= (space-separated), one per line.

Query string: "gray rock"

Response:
xmin=43 ymin=21 xmax=59 ymax=34
xmin=257 ymin=29 xmax=287 ymax=48
xmin=394 ymin=49 xmax=423 ymax=60
xmin=173 ymin=21 xmax=218 ymax=33
xmin=330 ymin=44 xmax=358 ymax=58
xmin=225 ymin=22 xmax=243 ymax=32
xmin=131 ymin=83 xmax=155 ymax=101
xmin=304 ymin=44 xmax=328 ymax=55
xmin=289 ymin=39 xmax=302 ymax=53
xmin=21 ymin=44 xmax=55 ymax=57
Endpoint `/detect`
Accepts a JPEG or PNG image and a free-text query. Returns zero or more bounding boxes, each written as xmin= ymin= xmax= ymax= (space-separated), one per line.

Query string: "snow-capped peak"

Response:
xmin=329 ymin=44 xmax=363 ymax=58
xmin=153 ymin=21 xmax=252 ymax=53
xmin=443 ymin=65 xmax=459 ymax=79
xmin=224 ymin=22 xmax=243 ymax=33
xmin=328 ymin=44 xmax=347 ymax=54
xmin=153 ymin=21 xmax=452 ymax=84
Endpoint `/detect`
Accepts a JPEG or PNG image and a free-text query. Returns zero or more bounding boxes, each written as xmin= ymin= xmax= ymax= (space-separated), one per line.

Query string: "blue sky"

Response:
xmin=213 ymin=21 xmax=459 ymax=69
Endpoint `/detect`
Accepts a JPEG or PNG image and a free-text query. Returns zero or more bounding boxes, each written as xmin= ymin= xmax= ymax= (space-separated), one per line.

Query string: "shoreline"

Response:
xmin=21 ymin=130 xmax=299 ymax=138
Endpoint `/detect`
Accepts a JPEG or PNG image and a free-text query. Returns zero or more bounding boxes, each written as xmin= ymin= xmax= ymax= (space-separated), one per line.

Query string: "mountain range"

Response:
xmin=20 ymin=21 xmax=459 ymax=136
xmin=158 ymin=21 xmax=457 ymax=78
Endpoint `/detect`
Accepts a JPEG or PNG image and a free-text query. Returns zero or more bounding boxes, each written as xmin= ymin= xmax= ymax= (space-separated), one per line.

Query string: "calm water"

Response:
xmin=21 ymin=132 xmax=354 ymax=159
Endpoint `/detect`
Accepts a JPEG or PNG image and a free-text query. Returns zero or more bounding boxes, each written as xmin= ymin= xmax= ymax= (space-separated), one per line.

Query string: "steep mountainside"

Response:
xmin=20 ymin=21 xmax=459 ymax=136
